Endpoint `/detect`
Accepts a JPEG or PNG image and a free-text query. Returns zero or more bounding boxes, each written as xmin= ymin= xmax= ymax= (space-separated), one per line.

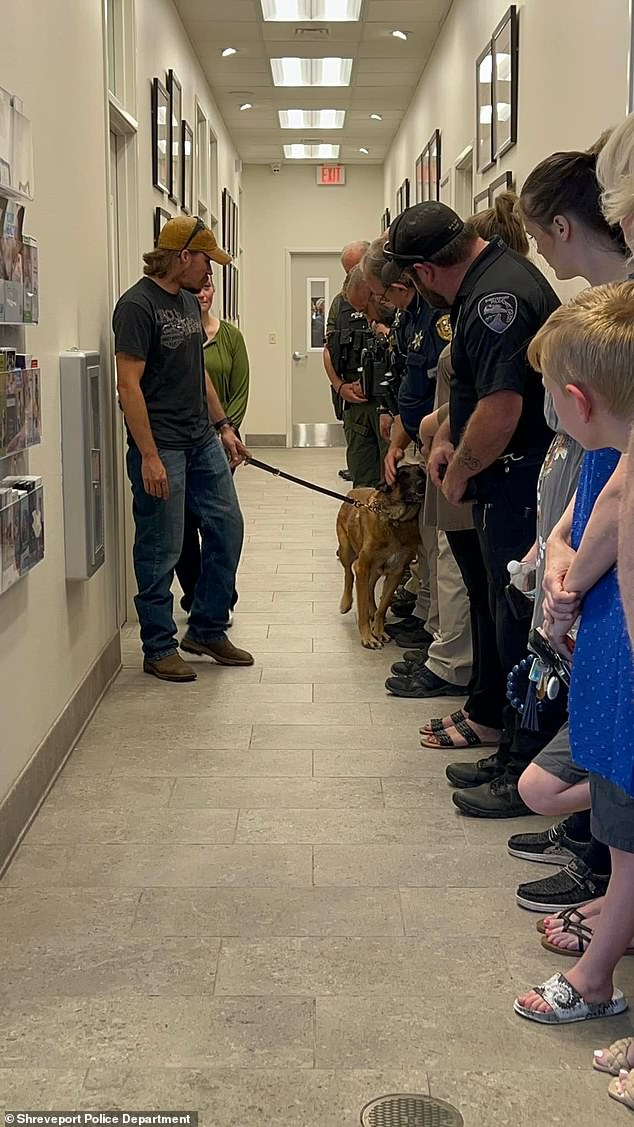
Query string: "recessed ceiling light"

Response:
xmin=369 ymin=113 xmax=382 ymax=121
xmin=359 ymin=147 xmax=369 ymax=154
xmin=221 ymin=47 xmax=237 ymax=57
xmin=283 ymin=142 xmax=340 ymax=159
xmin=240 ymin=102 xmax=253 ymax=110
xmin=391 ymin=29 xmax=408 ymax=40
xmin=271 ymin=57 xmax=353 ymax=86
xmin=279 ymin=109 xmax=345 ymax=128
xmin=262 ymin=0 xmax=362 ymax=20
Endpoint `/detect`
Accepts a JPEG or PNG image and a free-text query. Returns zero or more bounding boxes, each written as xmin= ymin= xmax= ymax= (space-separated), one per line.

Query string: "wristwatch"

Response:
xmin=214 ymin=416 xmax=232 ymax=432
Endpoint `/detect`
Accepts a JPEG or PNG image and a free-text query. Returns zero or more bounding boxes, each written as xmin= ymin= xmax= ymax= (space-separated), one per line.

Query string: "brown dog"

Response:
xmin=336 ymin=463 xmax=425 ymax=648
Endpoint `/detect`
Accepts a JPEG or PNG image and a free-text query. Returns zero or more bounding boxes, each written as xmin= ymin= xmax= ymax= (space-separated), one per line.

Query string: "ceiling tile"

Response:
xmin=177 ymin=0 xmax=452 ymax=162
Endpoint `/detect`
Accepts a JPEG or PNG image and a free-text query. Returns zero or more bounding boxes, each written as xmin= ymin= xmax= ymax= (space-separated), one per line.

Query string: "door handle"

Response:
xmin=292 ymin=350 xmax=307 ymax=361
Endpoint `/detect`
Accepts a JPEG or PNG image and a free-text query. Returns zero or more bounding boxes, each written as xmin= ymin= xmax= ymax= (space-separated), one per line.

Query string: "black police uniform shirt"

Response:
xmin=449 ymin=236 xmax=558 ymax=460
xmin=397 ymin=295 xmax=452 ymax=440
xmin=113 ymin=277 xmax=212 ymax=449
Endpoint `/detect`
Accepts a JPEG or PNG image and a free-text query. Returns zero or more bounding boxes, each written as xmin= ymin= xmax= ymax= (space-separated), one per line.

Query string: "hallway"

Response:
xmin=1 ymin=448 xmax=631 ymax=1125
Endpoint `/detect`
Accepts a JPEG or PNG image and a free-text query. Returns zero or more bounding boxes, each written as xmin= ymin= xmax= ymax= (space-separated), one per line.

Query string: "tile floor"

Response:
xmin=2 ymin=448 xmax=633 ymax=1125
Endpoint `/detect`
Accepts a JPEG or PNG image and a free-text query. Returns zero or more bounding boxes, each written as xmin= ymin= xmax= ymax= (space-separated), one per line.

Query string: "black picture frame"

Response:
xmin=473 ymin=187 xmax=490 ymax=214
xmin=415 ymin=154 xmax=423 ymax=203
xmin=488 ymin=170 xmax=513 ymax=206
xmin=233 ymin=201 xmax=239 ymax=255
xmin=380 ymin=207 xmax=391 ymax=233
xmin=396 ymin=178 xmax=410 ymax=216
xmin=181 ymin=120 xmax=193 ymax=214
xmin=153 ymin=206 xmax=171 ymax=246
xmin=476 ymin=41 xmax=495 ymax=173
xmin=492 ymin=5 xmax=519 ymax=160
xmin=167 ymin=69 xmax=182 ymax=203
xmin=222 ymin=262 xmax=230 ymax=319
xmin=151 ymin=77 xmax=169 ymax=193
xmin=221 ymin=188 xmax=229 ymax=251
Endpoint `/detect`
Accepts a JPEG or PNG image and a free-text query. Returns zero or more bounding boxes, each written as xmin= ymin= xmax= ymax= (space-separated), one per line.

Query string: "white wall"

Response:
xmin=135 ymin=0 xmax=241 ymax=259
xmin=241 ymin=163 xmax=383 ymax=436
xmin=0 ymin=0 xmax=117 ymax=801
xmin=384 ymin=0 xmax=630 ymax=272
xmin=0 ymin=0 xmax=241 ymax=819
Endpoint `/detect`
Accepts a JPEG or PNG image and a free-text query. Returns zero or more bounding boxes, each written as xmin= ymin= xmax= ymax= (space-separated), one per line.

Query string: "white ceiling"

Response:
xmin=174 ymin=0 xmax=453 ymax=163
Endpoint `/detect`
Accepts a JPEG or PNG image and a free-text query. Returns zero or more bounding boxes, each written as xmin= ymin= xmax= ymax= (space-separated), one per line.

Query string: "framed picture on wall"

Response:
xmin=473 ymin=187 xmax=490 ymax=214
xmin=151 ymin=77 xmax=169 ymax=193
xmin=233 ymin=201 xmax=239 ymax=255
xmin=427 ymin=130 xmax=441 ymax=201
xmin=492 ymin=5 xmax=519 ymax=160
xmin=181 ymin=120 xmax=193 ymax=214
xmin=167 ymin=70 xmax=182 ymax=203
xmin=221 ymin=188 xmax=229 ymax=251
xmin=415 ymin=154 xmax=423 ymax=203
xmin=380 ymin=207 xmax=391 ymax=233
xmin=153 ymin=206 xmax=171 ymax=245
xmin=476 ymin=42 xmax=494 ymax=173
xmin=488 ymin=170 xmax=513 ymax=205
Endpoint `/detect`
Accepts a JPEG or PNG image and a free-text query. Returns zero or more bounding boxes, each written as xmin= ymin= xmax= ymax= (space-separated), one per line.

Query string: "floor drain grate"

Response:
xmin=360 ymin=1094 xmax=464 ymax=1127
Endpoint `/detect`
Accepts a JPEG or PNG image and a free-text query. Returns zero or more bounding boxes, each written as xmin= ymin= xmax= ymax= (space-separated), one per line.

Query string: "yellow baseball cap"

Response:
xmin=158 ymin=216 xmax=231 ymax=265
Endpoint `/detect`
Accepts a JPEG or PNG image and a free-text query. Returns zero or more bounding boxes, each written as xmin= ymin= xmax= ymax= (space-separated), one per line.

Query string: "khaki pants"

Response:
xmin=424 ymin=530 xmax=473 ymax=687
xmin=342 ymin=402 xmax=388 ymax=488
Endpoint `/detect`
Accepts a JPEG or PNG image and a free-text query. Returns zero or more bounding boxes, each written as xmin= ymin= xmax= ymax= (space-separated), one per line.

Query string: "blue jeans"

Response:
xmin=126 ymin=438 xmax=244 ymax=660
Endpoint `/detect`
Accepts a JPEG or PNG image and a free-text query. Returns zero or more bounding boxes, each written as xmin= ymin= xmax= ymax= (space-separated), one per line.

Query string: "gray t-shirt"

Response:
xmin=113 ymin=276 xmax=212 ymax=449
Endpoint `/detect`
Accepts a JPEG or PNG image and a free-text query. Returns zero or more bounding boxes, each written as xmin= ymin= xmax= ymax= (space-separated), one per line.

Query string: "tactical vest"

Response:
xmin=329 ymin=302 xmax=371 ymax=379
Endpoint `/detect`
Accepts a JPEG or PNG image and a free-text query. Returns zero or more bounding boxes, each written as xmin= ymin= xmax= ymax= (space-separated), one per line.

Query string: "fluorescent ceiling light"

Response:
xmin=278 ymin=109 xmax=345 ymax=128
xmin=262 ymin=0 xmax=362 ymax=20
xmin=359 ymin=147 xmax=369 ymax=154
xmin=369 ymin=113 xmax=382 ymax=121
xmin=283 ymin=143 xmax=340 ymax=158
xmin=271 ymin=57 xmax=352 ymax=86
xmin=221 ymin=47 xmax=237 ymax=57
xmin=240 ymin=102 xmax=253 ymax=110
xmin=391 ymin=29 xmax=408 ymax=40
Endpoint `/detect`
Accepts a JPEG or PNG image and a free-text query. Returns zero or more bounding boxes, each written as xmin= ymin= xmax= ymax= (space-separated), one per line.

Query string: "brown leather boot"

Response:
xmin=143 ymin=652 xmax=197 ymax=682
xmin=180 ymin=632 xmax=254 ymax=666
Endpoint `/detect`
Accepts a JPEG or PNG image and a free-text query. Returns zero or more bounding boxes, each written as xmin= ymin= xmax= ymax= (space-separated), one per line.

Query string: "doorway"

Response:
xmin=454 ymin=145 xmax=474 ymax=220
xmin=288 ymin=251 xmax=345 ymax=447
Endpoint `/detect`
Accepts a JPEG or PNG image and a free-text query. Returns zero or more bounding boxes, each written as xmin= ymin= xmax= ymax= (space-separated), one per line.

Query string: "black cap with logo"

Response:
xmin=384 ymin=202 xmax=465 ymax=264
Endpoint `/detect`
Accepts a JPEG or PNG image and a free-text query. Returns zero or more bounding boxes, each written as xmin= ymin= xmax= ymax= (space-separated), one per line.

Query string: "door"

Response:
xmin=109 ymin=128 xmax=131 ymax=627
xmin=289 ymin=251 xmax=345 ymax=447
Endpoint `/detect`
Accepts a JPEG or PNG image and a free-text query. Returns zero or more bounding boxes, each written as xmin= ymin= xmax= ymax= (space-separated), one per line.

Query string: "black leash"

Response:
xmin=245 ymin=455 xmax=382 ymax=513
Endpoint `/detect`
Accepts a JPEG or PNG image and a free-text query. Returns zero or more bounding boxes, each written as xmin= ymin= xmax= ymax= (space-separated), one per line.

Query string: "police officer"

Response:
xmin=385 ymin=202 xmax=558 ymax=815
xmin=326 ymin=264 xmax=389 ymax=488
xmin=324 ymin=240 xmax=370 ymax=480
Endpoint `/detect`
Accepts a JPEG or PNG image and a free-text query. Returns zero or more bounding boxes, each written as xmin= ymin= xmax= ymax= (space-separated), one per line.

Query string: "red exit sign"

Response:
xmin=316 ymin=165 xmax=346 ymax=186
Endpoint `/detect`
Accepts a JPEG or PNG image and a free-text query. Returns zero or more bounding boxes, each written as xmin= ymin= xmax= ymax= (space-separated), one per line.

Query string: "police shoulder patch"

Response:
xmin=435 ymin=313 xmax=452 ymax=341
xmin=477 ymin=292 xmax=518 ymax=334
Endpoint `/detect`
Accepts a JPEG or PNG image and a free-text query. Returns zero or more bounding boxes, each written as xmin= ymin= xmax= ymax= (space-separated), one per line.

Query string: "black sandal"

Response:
xmin=421 ymin=709 xmax=468 ymax=736
xmin=420 ymin=718 xmax=501 ymax=750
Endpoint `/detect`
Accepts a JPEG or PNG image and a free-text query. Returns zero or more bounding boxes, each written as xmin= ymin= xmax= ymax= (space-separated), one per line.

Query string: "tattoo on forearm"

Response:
xmin=457 ymin=444 xmax=482 ymax=473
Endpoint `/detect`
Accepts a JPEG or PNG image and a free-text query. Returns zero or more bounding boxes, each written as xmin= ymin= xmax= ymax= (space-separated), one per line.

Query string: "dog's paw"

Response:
xmin=373 ymin=631 xmax=390 ymax=645
xmin=362 ymin=636 xmax=383 ymax=649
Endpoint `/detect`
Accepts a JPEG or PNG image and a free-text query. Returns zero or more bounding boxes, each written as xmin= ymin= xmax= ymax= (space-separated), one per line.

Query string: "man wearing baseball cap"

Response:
xmin=385 ymin=202 xmax=559 ymax=816
xmin=113 ymin=215 xmax=254 ymax=681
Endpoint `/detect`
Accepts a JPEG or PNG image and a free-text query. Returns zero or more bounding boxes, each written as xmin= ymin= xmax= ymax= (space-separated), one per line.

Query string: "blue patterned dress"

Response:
xmin=569 ymin=449 xmax=634 ymax=795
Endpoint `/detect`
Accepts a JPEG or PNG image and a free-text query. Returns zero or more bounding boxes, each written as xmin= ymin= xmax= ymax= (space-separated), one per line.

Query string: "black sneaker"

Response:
xmin=386 ymin=668 xmax=464 ymax=699
xmin=445 ymin=753 xmax=506 ymax=789
xmin=452 ymin=775 xmax=531 ymax=818
xmin=385 ymin=616 xmax=431 ymax=638
xmin=507 ymin=821 xmax=586 ymax=866
xmin=389 ymin=625 xmax=436 ymax=649
xmin=515 ymin=856 xmax=610 ymax=913
xmin=390 ymin=650 xmax=429 ymax=676
xmin=338 ymin=468 xmax=352 ymax=481
xmin=389 ymin=591 xmax=416 ymax=619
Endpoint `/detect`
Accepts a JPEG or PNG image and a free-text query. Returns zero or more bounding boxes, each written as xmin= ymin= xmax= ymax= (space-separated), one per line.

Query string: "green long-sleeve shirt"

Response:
xmin=203 ymin=320 xmax=250 ymax=429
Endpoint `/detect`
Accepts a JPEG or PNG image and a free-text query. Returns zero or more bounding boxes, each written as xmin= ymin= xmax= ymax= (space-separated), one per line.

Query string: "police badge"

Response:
xmin=435 ymin=313 xmax=452 ymax=341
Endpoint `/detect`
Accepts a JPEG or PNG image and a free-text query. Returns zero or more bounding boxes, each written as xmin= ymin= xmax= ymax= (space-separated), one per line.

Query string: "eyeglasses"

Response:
xmin=180 ymin=216 xmax=205 ymax=252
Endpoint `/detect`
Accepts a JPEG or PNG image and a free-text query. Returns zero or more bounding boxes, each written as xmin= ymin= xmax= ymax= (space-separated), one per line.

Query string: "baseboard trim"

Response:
xmin=0 ymin=631 xmax=122 ymax=875
xmin=244 ymin=433 xmax=287 ymax=447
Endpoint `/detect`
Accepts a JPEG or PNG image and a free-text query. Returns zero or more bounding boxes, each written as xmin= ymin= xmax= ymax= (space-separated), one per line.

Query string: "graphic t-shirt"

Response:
xmin=112 ymin=276 xmax=212 ymax=449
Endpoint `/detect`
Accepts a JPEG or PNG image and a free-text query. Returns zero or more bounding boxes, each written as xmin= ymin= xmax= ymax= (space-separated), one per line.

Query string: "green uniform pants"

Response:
xmin=342 ymin=401 xmax=388 ymax=488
